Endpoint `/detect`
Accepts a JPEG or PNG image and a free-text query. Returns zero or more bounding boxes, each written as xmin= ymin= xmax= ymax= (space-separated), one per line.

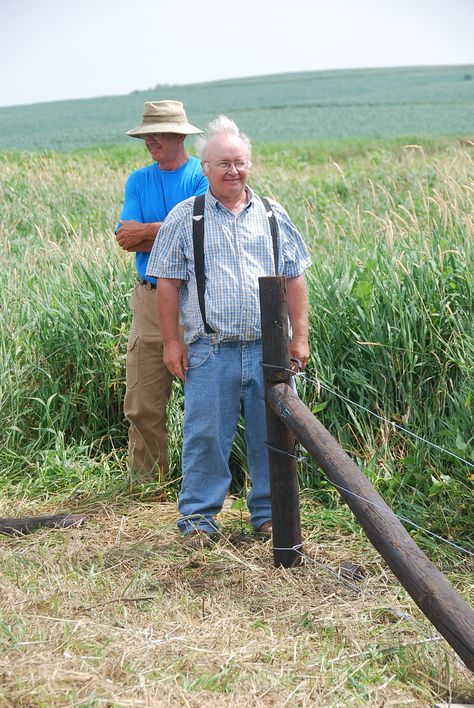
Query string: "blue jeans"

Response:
xmin=178 ymin=339 xmax=271 ymax=535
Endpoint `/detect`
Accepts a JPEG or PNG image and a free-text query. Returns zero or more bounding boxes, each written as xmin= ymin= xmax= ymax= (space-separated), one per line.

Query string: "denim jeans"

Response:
xmin=177 ymin=338 xmax=271 ymax=535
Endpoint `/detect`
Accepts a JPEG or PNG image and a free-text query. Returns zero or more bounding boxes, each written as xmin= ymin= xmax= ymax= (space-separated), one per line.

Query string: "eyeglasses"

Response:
xmin=204 ymin=160 xmax=250 ymax=172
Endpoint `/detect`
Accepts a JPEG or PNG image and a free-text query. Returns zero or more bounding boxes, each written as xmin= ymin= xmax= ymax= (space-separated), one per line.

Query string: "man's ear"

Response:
xmin=201 ymin=160 xmax=209 ymax=175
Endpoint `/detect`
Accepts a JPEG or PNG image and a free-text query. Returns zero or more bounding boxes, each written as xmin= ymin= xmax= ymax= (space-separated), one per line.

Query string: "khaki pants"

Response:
xmin=124 ymin=283 xmax=172 ymax=481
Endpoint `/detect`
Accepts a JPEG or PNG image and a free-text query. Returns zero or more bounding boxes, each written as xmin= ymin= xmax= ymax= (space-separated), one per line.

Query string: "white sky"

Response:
xmin=2 ymin=0 xmax=473 ymax=108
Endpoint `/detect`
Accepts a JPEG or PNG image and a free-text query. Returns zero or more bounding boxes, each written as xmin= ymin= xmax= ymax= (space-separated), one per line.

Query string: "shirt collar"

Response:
xmin=205 ymin=186 xmax=255 ymax=212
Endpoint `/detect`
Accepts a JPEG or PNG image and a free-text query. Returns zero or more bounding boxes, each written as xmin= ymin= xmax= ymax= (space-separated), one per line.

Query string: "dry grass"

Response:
xmin=0 ymin=496 xmax=472 ymax=707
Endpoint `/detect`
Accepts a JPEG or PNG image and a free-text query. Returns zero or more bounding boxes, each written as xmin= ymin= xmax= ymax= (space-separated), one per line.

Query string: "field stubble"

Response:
xmin=0 ymin=496 xmax=472 ymax=706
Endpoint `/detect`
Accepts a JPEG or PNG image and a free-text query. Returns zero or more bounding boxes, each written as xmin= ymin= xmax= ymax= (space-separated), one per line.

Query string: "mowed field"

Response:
xmin=0 ymin=67 xmax=473 ymax=705
xmin=0 ymin=64 xmax=473 ymax=150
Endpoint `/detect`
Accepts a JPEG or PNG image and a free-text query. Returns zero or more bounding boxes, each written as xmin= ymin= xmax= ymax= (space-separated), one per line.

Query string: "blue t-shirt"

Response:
xmin=118 ymin=156 xmax=208 ymax=282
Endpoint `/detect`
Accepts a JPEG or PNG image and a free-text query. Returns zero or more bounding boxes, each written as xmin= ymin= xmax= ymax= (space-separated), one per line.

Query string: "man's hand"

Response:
xmin=115 ymin=220 xmax=160 ymax=252
xmin=289 ymin=335 xmax=310 ymax=371
xmin=163 ymin=340 xmax=188 ymax=381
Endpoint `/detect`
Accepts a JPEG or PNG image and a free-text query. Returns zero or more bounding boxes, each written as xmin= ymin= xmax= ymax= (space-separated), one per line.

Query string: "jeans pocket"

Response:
xmin=186 ymin=340 xmax=213 ymax=370
xmin=126 ymin=334 xmax=140 ymax=389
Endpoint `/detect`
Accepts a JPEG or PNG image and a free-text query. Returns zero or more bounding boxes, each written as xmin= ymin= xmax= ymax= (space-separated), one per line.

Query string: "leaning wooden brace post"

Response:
xmin=0 ymin=514 xmax=88 ymax=536
xmin=268 ymin=382 xmax=474 ymax=672
xmin=259 ymin=276 xmax=302 ymax=568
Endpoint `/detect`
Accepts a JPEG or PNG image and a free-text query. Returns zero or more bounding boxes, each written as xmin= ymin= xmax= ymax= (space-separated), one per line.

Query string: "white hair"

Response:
xmin=195 ymin=115 xmax=252 ymax=160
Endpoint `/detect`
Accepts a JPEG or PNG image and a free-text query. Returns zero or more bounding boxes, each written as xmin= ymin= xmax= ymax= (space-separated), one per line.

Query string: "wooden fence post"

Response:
xmin=268 ymin=382 xmax=474 ymax=673
xmin=0 ymin=514 xmax=88 ymax=535
xmin=259 ymin=276 xmax=302 ymax=567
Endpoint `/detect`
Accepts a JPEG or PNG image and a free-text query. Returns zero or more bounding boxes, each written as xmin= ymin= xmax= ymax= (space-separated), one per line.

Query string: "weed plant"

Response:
xmin=0 ymin=139 xmax=473 ymax=545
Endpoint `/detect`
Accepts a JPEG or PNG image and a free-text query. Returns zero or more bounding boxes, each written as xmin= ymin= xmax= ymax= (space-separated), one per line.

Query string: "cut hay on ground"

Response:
xmin=0 ymin=497 xmax=472 ymax=706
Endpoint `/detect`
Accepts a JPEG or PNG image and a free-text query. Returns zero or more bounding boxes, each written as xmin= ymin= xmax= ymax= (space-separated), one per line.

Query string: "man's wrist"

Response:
xmin=163 ymin=336 xmax=182 ymax=347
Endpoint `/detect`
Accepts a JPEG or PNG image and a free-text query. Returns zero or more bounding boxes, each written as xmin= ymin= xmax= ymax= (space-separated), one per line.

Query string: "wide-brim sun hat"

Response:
xmin=127 ymin=100 xmax=202 ymax=138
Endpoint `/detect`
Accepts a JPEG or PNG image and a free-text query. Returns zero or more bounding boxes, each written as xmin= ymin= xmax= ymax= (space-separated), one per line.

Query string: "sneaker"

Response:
xmin=182 ymin=530 xmax=215 ymax=549
xmin=256 ymin=520 xmax=272 ymax=538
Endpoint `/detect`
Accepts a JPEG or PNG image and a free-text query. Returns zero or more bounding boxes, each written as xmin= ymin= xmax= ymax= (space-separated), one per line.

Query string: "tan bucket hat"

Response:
xmin=127 ymin=100 xmax=202 ymax=138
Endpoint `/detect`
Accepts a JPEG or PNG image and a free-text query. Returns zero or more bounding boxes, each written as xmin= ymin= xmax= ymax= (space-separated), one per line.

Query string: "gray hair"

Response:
xmin=195 ymin=115 xmax=252 ymax=160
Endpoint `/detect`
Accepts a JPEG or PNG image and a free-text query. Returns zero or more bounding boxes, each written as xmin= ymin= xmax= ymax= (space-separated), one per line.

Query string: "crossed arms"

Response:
xmin=115 ymin=220 xmax=161 ymax=253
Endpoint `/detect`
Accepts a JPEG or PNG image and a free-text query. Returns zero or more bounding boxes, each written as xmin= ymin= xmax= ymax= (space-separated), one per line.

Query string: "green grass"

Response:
xmin=1 ymin=95 xmax=473 ymax=704
xmin=1 ymin=65 xmax=473 ymax=150
xmin=1 ymin=137 xmax=473 ymax=549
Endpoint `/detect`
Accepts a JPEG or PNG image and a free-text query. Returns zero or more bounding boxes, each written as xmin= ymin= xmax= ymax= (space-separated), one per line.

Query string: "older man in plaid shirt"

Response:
xmin=147 ymin=115 xmax=311 ymax=547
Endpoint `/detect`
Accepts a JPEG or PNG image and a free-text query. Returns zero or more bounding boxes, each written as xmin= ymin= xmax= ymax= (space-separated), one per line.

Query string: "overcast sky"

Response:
xmin=2 ymin=0 xmax=473 ymax=108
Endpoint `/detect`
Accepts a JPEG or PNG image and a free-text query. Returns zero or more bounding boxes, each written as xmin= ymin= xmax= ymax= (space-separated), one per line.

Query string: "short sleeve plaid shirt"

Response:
xmin=146 ymin=187 xmax=311 ymax=344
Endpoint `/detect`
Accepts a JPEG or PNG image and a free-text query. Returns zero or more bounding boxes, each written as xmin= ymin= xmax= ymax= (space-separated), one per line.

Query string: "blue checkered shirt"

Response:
xmin=146 ymin=187 xmax=311 ymax=344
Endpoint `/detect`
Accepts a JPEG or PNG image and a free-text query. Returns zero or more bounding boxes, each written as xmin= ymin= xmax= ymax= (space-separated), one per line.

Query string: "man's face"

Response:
xmin=202 ymin=134 xmax=250 ymax=202
xmin=144 ymin=132 xmax=184 ymax=164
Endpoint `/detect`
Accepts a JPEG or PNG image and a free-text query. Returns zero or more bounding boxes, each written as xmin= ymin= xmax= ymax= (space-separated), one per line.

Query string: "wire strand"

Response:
xmin=301 ymin=373 xmax=474 ymax=470
xmin=322 ymin=478 xmax=474 ymax=558
xmin=287 ymin=376 xmax=474 ymax=558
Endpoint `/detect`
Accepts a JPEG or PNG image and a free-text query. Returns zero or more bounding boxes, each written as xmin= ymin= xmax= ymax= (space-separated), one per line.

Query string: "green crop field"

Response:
xmin=0 ymin=65 xmax=473 ymax=150
xmin=0 ymin=68 xmax=473 ymax=705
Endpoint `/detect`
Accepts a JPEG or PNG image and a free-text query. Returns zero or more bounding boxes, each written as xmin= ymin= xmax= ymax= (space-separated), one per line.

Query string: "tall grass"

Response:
xmin=255 ymin=142 xmax=473 ymax=533
xmin=1 ymin=141 xmax=473 ymax=537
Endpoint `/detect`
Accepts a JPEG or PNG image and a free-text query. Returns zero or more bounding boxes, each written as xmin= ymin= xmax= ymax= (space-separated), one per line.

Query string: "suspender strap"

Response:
xmin=259 ymin=196 xmax=279 ymax=276
xmin=192 ymin=193 xmax=279 ymax=334
xmin=192 ymin=195 xmax=215 ymax=334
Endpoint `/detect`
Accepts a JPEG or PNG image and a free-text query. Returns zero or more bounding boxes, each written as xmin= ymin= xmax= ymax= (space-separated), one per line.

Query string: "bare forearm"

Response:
xmin=134 ymin=222 xmax=160 ymax=239
xmin=123 ymin=240 xmax=154 ymax=253
xmin=156 ymin=279 xmax=188 ymax=380
xmin=287 ymin=275 xmax=309 ymax=339
xmin=287 ymin=274 xmax=310 ymax=369
xmin=157 ymin=279 xmax=181 ymax=342
xmin=115 ymin=220 xmax=161 ymax=252
xmin=134 ymin=223 xmax=160 ymax=249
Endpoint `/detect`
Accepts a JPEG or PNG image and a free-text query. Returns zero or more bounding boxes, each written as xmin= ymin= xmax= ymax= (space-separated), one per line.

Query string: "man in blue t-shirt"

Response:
xmin=116 ymin=100 xmax=208 ymax=481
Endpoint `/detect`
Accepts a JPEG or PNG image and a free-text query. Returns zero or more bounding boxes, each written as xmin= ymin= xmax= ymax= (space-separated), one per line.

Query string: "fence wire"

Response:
xmin=274 ymin=370 xmax=474 ymax=559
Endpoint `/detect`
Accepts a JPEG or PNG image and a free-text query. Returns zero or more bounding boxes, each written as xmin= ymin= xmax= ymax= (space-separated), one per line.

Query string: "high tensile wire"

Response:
xmin=263 ymin=364 xmax=474 ymax=470
xmin=261 ymin=363 xmax=474 ymax=558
